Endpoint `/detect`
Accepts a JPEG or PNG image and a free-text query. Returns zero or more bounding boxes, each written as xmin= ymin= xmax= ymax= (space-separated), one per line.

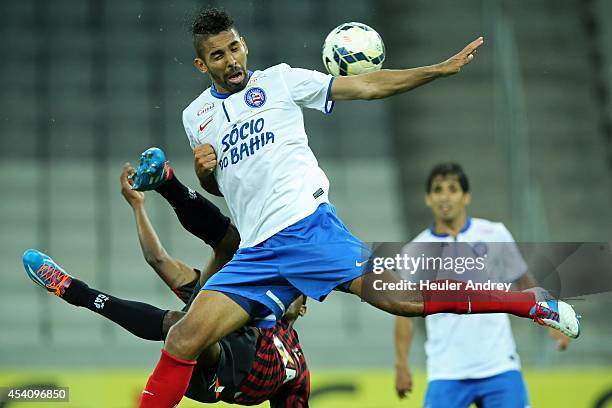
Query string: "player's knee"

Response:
xmin=368 ymin=298 xmax=423 ymax=317
xmin=393 ymin=301 xmax=423 ymax=317
xmin=162 ymin=311 xmax=185 ymax=338
xmin=165 ymin=318 xmax=212 ymax=360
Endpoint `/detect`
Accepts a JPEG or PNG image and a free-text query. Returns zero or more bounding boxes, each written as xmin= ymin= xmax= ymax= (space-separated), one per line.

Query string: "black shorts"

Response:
xmin=185 ymin=327 xmax=258 ymax=403
xmin=177 ymin=275 xmax=258 ymax=403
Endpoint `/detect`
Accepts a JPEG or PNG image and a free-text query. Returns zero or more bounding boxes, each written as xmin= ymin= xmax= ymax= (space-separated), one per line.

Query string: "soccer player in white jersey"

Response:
xmin=393 ymin=163 xmax=570 ymax=407
xmin=135 ymin=9 xmax=580 ymax=407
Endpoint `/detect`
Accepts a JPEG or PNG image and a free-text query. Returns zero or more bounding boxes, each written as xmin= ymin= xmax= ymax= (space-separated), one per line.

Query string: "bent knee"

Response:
xmin=394 ymin=301 xmax=423 ymax=317
xmin=162 ymin=311 xmax=185 ymax=338
xmin=165 ymin=318 xmax=214 ymax=360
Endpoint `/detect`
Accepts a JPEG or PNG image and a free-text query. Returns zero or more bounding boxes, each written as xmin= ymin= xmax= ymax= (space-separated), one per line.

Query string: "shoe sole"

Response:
xmin=546 ymin=301 xmax=581 ymax=339
xmin=133 ymin=154 xmax=166 ymax=191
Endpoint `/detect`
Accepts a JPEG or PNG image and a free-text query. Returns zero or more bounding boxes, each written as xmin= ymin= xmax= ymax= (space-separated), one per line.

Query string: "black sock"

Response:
xmin=155 ymin=171 xmax=231 ymax=248
xmin=63 ymin=279 xmax=167 ymax=341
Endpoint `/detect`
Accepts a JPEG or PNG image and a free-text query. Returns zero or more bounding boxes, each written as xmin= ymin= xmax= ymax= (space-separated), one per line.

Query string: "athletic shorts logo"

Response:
xmin=244 ymin=87 xmax=266 ymax=108
xmin=355 ymin=259 xmax=368 ymax=267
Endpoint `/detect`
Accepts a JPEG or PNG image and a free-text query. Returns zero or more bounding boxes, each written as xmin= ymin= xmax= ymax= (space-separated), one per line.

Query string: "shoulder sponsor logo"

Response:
xmin=197 ymin=102 xmax=215 ymax=116
xmin=244 ymin=87 xmax=266 ymax=108
xmin=247 ymin=73 xmax=266 ymax=86
xmin=198 ymin=116 xmax=214 ymax=133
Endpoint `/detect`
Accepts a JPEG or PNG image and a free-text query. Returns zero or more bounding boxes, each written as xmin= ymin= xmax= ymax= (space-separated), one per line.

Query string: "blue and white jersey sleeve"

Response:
xmin=278 ymin=63 xmax=335 ymax=114
xmin=182 ymin=110 xmax=198 ymax=149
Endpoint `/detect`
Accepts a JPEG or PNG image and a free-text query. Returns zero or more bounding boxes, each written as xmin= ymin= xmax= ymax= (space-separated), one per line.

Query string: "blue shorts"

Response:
xmin=424 ymin=370 xmax=529 ymax=408
xmin=202 ymin=203 xmax=370 ymax=327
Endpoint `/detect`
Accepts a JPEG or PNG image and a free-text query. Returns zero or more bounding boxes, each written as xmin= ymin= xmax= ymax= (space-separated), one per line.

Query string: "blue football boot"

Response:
xmin=131 ymin=147 xmax=170 ymax=191
xmin=23 ymin=249 xmax=73 ymax=297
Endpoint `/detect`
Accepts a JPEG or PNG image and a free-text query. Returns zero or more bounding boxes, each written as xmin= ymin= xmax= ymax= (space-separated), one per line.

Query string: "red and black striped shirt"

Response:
xmin=175 ymin=274 xmax=309 ymax=407
xmin=234 ymin=319 xmax=309 ymax=407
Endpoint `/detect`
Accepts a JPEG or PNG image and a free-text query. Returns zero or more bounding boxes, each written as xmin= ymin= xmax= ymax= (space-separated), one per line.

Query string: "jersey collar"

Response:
xmin=429 ymin=217 xmax=472 ymax=238
xmin=210 ymin=70 xmax=254 ymax=99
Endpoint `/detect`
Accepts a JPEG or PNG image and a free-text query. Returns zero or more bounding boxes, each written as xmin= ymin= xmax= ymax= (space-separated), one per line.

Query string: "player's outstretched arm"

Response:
xmin=330 ymin=36 xmax=484 ymax=101
xmin=121 ymin=164 xmax=198 ymax=289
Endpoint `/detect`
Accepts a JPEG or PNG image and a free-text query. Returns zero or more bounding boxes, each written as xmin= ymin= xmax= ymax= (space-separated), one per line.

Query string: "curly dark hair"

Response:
xmin=191 ymin=7 xmax=235 ymax=57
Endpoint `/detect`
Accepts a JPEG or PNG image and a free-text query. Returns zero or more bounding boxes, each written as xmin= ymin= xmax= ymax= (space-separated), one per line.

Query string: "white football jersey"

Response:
xmin=402 ymin=217 xmax=528 ymax=381
xmin=183 ymin=64 xmax=334 ymax=248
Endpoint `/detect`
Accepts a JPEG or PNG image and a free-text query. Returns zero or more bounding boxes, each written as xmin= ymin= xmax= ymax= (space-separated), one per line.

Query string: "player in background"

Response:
xmin=22 ymin=162 xmax=310 ymax=407
xmin=393 ymin=163 xmax=570 ymax=407
xmin=133 ymin=9 xmax=580 ymax=407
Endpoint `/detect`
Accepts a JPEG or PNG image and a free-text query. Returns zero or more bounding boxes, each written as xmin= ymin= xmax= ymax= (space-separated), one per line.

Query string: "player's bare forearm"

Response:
xmin=132 ymin=205 xmax=170 ymax=269
xmin=331 ymin=36 xmax=483 ymax=101
xmin=332 ymin=66 xmax=441 ymax=100
xmin=121 ymin=163 xmax=195 ymax=287
xmin=394 ymin=316 xmax=414 ymax=367
xmin=215 ymin=224 xmax=240 ymax=266
xmin=394 ymin=316 xmax=414 ymax=398
xmin=132 ymin=205 xmax=198 ymax=288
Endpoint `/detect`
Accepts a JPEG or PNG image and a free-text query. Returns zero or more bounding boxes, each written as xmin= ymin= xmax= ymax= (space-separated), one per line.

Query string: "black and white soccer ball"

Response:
xmin=322 ymin=22 xmax=386 ymax=76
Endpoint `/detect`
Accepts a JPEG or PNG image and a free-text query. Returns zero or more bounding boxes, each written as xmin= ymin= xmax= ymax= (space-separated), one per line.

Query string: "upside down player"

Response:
xmin=133 ymin=9 xmax=581 ymax=407
xmin=22 ymin=163 xmax=310 ymax=406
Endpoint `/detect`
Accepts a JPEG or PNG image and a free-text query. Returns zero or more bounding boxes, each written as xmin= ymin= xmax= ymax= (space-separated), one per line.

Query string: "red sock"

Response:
xmin=138 ymin=349 xmax=196 ymax=408
xmin=422 ymin=279 xmax=536 ymax=318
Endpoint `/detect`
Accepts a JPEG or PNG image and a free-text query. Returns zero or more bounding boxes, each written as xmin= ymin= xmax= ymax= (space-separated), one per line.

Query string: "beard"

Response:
xmin=212 ymin=64 xmax=248 ymax=93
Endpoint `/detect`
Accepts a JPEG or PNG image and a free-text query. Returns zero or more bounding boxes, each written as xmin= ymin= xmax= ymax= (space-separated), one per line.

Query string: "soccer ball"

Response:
xmin=322 ymin=22 xmax=386 ymax=76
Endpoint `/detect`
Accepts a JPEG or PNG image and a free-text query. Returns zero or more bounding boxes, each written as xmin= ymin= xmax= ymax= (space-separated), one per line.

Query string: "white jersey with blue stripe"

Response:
xmin=182 ymin=64 xmax=334 ymax=248
xmin=404 ymin=217 xmax=528 ymax=381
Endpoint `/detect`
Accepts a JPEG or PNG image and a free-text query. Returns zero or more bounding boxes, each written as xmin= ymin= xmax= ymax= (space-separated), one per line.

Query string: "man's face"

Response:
xmin=194 ymin=29 xmax=249 ymax=94
xmin=425 ymin=175 xmax=471 ymax=223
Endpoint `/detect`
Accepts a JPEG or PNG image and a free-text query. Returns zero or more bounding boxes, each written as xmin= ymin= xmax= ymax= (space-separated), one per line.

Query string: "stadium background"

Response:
xmin=1 ymin=0 xmax=611 ymax=406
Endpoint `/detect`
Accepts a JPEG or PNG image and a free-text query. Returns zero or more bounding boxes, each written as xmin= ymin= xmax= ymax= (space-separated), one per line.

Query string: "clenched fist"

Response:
xmin=193 ymin=143 xmax=217 ymax=181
